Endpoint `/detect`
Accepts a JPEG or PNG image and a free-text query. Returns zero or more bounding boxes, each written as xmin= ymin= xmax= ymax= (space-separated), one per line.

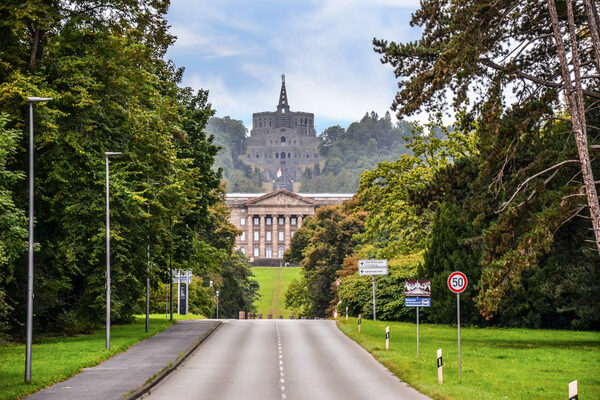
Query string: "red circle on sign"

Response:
xmin=448 ymin=271 xmax=468 ymax=293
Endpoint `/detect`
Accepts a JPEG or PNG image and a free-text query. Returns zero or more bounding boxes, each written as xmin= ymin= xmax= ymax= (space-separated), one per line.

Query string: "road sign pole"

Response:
xmin=372 ymin=275 xmax=376 ymax=321
xmin=416 ymin=306 xmax=420 ymax=357
xmin=457 ymin=293 xmax=461 ymax=379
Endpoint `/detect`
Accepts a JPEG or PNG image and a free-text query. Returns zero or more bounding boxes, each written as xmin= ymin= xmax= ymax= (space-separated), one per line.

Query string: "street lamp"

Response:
xmin=25 ymin=96 xmax=52 ymax=383
xmin=105 ymin=151 xmax=122 ymax=350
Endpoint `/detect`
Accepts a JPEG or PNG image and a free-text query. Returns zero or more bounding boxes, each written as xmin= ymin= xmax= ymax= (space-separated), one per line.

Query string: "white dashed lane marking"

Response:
xmin=276 ymin=322 xmax=286 ymax=400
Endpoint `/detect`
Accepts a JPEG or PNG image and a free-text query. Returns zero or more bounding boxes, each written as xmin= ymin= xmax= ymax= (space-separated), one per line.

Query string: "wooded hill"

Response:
xmin=206 ymin=111 xmax=416 ymax=193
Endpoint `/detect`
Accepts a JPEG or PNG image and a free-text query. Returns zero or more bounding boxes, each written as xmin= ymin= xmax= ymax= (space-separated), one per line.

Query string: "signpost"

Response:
xmin=405 ymin=280 xmax=431 ymax=357
xmin=359 ymin=259 xmax=388 ymax=321
xmin=447 ymin=271 xmax=468 ymax=379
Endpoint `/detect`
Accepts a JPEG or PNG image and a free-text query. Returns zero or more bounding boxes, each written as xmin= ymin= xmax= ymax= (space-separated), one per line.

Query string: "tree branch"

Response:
xmin=496 ymin=159 xmax=580 ymax=213
xmin=480 ymin=58 xmax=600 ymax=99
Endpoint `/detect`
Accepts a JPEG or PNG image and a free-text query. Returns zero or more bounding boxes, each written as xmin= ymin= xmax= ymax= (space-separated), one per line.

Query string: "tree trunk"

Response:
xmin=583 ymin=0 xmax=600 ymax=73
xmin=28 ymin=27 xmax=40 ymax=71
xmin=548 ymin=0 xmax=600 ymax=256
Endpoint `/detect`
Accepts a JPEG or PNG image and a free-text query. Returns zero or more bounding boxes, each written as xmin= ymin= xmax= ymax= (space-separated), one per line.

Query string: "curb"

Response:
xmin=125 ymin=321 xmax=222 ymax=400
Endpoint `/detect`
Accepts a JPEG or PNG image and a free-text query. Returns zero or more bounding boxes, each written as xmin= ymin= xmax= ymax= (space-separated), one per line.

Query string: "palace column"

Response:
xmin=247 ymin=214 xmax=253 ymax=259
xmin=259 ymin=214 xmax=266 ymax=257
xmin=272 ymin=214 xmax=279 ymax=258
xmin=298 ymin=215 xmax=303 ymax=229
xmin=284 ymin=215 xmax=291 ymax=249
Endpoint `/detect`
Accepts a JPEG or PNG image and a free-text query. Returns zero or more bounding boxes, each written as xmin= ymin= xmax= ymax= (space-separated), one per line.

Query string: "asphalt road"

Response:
xmin=142 ymin=320 xmax=430 ymax=400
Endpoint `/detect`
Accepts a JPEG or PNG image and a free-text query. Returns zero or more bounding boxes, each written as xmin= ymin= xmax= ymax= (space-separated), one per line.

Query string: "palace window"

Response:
xmin=266 ymin=231 xmax=272 ymax=242
xmin=240 ymin=217 xmax=246 ymax=226
xmin=291 ymin=231 xmax=295 ymax=238
xmin=266 ymin=217 xmax=272 ymax=226
xmin=253 ymin=231 xmax=259 ymax=241
xmin=241 ymin=247 xmax=246 ymax=255
xmin=240 ymin=232 xmax=246 ymax=242
xmin=281 ymin=136 xmax=286 ymax=143
xmin=291 ymin=217 xmax=297 ymax=226
xmin=253 ymin=217 xmax=260 ymax=225
xmin=266 ymin=247 xmax=272 ymax=258
xmin=253 ymin=247 xmax=259 ymax=257
xmin=278 ymin=217 xmax=284 ymax=225
xmin=278 ymin=247 xmax=284 ymax=258
xmin=279 ymin=231 xmax=284 ymax=241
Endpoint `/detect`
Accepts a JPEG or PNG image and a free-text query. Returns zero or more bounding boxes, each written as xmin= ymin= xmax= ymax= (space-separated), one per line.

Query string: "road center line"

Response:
xmin=276 ymin=321 xmax=286 ymax=400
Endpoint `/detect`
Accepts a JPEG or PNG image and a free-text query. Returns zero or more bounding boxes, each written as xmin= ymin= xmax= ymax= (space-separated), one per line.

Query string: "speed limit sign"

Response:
xmin=448 ymin=271 xmax=468 ymax=294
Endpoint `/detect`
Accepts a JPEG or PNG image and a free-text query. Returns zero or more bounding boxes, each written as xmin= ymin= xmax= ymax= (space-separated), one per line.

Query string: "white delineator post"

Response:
xmin=358 ymin=314 xmax=361 ymax=333
xmin=346 ymin=306 xmax=348 ymax=320
xmin=437 ymin=349 xmax=443 ymax=384
xmin=569 ymin=380 xmax=578 ymax=400
xmin=385 ymin=326 xmax=390 ymax=350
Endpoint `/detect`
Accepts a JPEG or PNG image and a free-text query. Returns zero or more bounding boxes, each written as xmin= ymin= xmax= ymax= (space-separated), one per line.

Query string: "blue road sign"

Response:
xmin=405 ymin=297 xmax=431 ymax=307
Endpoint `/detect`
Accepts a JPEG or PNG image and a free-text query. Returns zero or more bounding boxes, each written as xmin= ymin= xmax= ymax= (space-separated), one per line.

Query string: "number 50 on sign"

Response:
xmin=447 ymin=271 xmax=467 ymax=293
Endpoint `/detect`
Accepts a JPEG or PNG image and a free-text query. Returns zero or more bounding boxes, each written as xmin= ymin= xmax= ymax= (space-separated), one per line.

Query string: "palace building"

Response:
xmin=242 ymin=75 xmax=321 ymax=191
xmin=226 ymin=189 xmax=353 ymax=265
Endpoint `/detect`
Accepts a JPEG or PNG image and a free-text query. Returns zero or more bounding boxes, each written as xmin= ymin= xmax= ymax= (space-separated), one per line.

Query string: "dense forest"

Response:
xmin=0 ymin=0 xmax=257 ymax=339
xmin=284 ymin=0 xmax=600 ymax=330
xmin=206 ymin=111 xmax=416 ymax=193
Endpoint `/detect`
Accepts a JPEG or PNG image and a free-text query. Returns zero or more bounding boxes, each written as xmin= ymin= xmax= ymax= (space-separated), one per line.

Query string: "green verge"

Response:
xmin=338 ymin=318 xmax=600 ymax=400
xmin=0 ymin=316 xmax=176 ymax=400
xmin=252 ymin=267 xmax=301 ymax=317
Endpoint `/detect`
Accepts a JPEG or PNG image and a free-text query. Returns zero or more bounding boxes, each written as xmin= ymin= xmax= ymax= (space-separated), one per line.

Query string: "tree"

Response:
xmin=0 ymin=115 xmax=27 ymax=338
xmin=0 ymin=1 xmax=252 ymax=335
xmin=373 ymin=0 xmax=600 ymax=318
xmin=284 ymin=205 xmax=366 ymax=317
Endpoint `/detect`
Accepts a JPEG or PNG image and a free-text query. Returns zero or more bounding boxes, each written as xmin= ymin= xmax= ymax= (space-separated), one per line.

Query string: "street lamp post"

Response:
xmin=25 ymin=96 xmax=52 ymax=383
xmin=216 ymin=290 xmax=219 ymax=319
xmin=105 ymin=151 xmax=122 ymax=350
xmin=169 ymin=217 xmax=173 ymax=321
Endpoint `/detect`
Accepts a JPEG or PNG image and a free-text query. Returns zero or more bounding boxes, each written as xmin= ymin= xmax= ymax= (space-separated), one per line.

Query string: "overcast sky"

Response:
xmin=165 ymin=0 xmax=422 ymax=133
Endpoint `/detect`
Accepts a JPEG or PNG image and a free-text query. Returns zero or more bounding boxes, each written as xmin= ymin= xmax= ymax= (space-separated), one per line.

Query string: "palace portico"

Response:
xmin=226 ymin=189 xmax=353 ymax=265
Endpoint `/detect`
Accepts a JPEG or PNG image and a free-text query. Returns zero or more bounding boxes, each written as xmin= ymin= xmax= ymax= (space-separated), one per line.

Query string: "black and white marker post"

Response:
xmin=385 ymin=326 xmax=390 ymax=350
xmin=448 ymin=271 xmax=468 ymax=380
xmin=569 ymin=380 xmax=578 ymax=400
xmin=358 ymin=314 xmax=362 ymax=333
xmin=437 ymin=348 xmax=443 ymax=384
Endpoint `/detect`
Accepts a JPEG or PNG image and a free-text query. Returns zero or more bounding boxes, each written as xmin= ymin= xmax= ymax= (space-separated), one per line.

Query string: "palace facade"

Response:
xmin=226 ymin=189 xmax=353 ymax=265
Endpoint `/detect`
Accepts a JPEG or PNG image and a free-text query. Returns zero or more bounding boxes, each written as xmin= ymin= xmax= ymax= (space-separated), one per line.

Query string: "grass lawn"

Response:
xmin=338 ymin=318 xmax=600 ymax=400
xmin=252 ymin=267 xmax=301 ymax=317
xmin=0 ymin=316 xmax=176 ymax=400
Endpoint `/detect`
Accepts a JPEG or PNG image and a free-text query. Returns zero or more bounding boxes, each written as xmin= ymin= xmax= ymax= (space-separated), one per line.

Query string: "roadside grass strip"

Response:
xmin=338 ymin=318 xmax=600 ymax=400
xmin=252 ymin=267 xmax=301 ymax=317
xmin=0 ymin=316 xmax=175 ymax=400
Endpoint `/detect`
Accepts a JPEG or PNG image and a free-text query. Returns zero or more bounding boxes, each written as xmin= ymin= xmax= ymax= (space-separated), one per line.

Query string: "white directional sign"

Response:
xmin=358 ymin=259 xmax=388 ymax=276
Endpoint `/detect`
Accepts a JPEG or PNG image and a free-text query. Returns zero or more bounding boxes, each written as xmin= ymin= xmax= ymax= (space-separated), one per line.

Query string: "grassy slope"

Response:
xmin=338 ymin=318 xmax=600 ymax=400
xmin=0 ymin=316 xmax=177 ymax=400
xmin=252 ymin=267 xmax=301 ymax=316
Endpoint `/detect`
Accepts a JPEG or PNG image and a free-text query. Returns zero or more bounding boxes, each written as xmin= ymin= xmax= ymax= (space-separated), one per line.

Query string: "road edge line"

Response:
xmin=125 ymin=321 xmax=223 ymax=400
